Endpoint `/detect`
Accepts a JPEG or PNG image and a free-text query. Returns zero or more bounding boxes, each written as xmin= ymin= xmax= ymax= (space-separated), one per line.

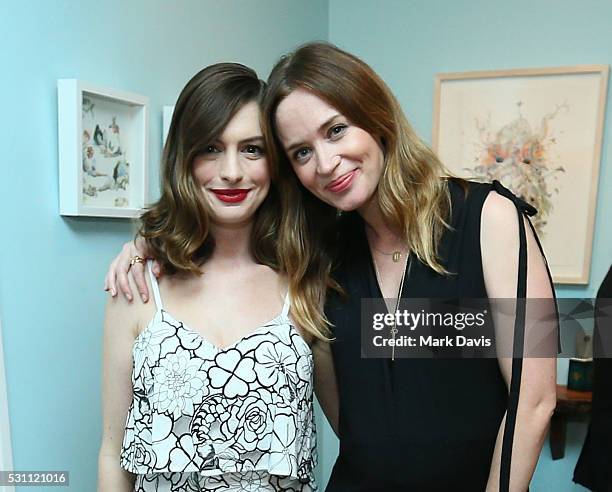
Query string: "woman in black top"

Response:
xmin=106 ymin=43 xmax=557 ymax=491
xmin=322 ymin=179 xmax=553 ymax=491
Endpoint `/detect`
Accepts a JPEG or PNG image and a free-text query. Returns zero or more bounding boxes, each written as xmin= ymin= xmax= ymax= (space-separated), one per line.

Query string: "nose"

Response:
xmin=315 ymin=145 xmax=341 ymax=176
xmin=219 ymin=150 xmax=243 ymax=183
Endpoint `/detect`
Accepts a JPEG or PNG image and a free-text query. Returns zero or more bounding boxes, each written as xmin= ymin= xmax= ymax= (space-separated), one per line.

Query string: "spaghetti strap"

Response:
xmin=281 ymin=290 xmax=291 ymax=318
xmin=147 ymin=260 xmax=163 ymax=311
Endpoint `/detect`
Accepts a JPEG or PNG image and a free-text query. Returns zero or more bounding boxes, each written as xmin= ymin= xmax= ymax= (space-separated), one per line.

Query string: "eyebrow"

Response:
xmin=285 ymin=114 xmax=341 ymax=153
xmin=213 ymin=135 xmax=265 ymax=145
xmin=238 ymin=136 xmax=264 ymax=145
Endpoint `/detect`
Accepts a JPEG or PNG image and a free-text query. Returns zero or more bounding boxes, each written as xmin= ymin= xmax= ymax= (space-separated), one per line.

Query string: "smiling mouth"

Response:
xmin=210 ymin=189 xmax=251 ymax=203
xmin=326 ymin=170 xmax=358 ymax=193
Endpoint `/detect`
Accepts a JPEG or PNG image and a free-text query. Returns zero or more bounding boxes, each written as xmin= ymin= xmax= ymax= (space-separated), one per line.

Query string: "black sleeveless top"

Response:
xmin=324 ymin=179 xmax=538 ymax=492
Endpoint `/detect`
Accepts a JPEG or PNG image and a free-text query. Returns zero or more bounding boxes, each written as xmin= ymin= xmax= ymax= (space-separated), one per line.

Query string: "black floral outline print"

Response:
xmin=121 ymin=299 xmax=317 ymax=491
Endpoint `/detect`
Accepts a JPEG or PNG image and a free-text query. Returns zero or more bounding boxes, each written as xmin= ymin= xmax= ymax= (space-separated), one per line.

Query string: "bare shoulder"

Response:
xmin=257 ymin=265 xmax=289 ymax=306
xmin=480 ymin=190 xmax=521 ymax=298
xmin=481 ymin=190 xmax=520 ymax=232
xmin=104 ymin=269 xmax=156 ymax=340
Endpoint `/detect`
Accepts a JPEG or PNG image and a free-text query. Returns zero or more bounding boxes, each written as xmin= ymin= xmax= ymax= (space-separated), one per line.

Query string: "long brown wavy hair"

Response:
xmin=138 ymin=63 xmax=330 ymax=341
xmin=263 ymin=42 xmax=457 ymax=331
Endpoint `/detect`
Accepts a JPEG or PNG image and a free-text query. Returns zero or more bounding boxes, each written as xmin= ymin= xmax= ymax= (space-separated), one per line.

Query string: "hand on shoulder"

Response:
xmin=104 ymin=237 xmax=158 ymax=302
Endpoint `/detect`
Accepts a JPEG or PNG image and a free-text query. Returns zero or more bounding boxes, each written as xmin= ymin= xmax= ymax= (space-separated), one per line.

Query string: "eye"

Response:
xmin=242 ymin=144 xmax=265 ymax=157
xmin=328 ymin=124 xmax=347 ymax=139
xmin=495 ymin=156 xmax=504 ymax=163
xmin=293 ymin=147 xmax=312 ymax=163
xmin=203 ymin=144 xmax=220 ymax=154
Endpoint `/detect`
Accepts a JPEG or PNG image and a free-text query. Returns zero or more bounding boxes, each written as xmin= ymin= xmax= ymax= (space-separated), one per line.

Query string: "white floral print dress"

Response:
xmin=120 ymin=262 xmax=317 ymax=491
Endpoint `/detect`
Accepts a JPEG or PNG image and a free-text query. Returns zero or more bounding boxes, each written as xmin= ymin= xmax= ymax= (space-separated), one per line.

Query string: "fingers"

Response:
xmin=103 ymin=238 xmax=153 ymax=301
xmin=104 ymin=257 xmax=119 ymax=297
xmin=132 ymin=260 xmax=149 ymax=303
xmin=132 ymin=237 xmax=158 ymax=294
xmin=117 ymin=242 xmax=136 ymax=302
xmin=152 ymin=261 xmax=162 ymax=277
xmin=134 ymin=236 xmax=146 ymax=250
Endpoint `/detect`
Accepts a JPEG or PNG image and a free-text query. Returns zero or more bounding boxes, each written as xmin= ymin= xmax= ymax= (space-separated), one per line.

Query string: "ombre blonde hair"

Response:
xmin=263 ymin=43 xmax=459 ymax=334
xmin=139 ymin=63 xmax=331 ymax=342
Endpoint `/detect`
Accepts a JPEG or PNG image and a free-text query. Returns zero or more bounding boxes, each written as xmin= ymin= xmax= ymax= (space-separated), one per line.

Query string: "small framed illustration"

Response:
xmin=58 ymin=80 xmax=149 ymax=218
xmin=433 ymin=65 xmax=609 ymax=284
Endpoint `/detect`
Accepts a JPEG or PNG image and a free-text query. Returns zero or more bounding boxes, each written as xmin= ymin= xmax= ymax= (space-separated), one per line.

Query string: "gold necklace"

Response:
xmin=371 ymin=251 xmax=412 ymax=361
xmin=365 ymin=226 xmax=408 ymax=263
xmin=370 ymin=245 xmax=407 ymax=262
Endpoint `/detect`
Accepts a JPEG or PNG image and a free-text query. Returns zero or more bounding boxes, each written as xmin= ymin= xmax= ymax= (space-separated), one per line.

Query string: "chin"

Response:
xmin=335 ymin=201 xmax=361 ymax=212
xmin=322 ymin=188 xmax=372 ymax=212
xmin=209 ymin=206 xmax=256 ymax=225
xmin=211 ymin=214 xmax=255 ymax=226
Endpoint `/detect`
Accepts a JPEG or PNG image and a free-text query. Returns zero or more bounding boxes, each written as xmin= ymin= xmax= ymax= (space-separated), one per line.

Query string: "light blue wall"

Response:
xmin=324 ymin=0 xmax=612 ymax=490
xmin=0 ymin=1 xmax=327 ymax=490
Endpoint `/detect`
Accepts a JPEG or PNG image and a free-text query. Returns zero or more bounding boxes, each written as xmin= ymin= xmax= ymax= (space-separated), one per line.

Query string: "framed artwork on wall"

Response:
xmin=162 ymin=105 xmax=175 ymax=147
xmin=433 ymin=65 xmax=609 ymax=284
xmin=58 ymin=80 xmax=149 ymax=218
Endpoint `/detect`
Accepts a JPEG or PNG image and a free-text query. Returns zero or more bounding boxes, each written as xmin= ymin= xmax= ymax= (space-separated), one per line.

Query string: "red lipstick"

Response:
xmin=327 ymin=170 xmax=357 ymax=193
xmin=211 ymin=189 xmax=250 ymax=203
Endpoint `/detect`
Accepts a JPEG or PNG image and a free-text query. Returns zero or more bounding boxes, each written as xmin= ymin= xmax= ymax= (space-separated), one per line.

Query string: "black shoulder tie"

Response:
xmin=492 ymin=180 xmax=538 ymax=492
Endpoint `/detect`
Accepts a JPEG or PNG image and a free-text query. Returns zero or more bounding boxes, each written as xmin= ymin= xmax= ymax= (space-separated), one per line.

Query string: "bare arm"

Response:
xmin=481 ymin=192 xmax=557 ymax=492
xmin=98 ymin=275 xmax=149 ymax=491
xmin=312 ymin=338 xmax=339 ymax=436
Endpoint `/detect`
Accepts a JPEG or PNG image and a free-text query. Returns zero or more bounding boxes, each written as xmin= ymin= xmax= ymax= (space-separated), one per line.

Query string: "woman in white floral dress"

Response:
xmin=97 ymin=64 xmax=337 ymax=492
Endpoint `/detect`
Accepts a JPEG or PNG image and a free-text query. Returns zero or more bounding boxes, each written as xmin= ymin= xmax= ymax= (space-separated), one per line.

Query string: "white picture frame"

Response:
xmin=0 ymin=318 xmax=14 ymax=492
xmin=58 ymin=79 xmax=149 ymax=218
xmin=162 ymin=105 xmax=175 ymax=147
xmin=433 ymin=65 xmax=609 ymax=284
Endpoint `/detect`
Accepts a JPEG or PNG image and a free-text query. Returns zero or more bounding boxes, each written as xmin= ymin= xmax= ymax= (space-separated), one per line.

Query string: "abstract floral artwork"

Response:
xmin=433 ymin=66 xmax=608 ymax=284
xmin=469 ymin=100 xmax=568 ymax=235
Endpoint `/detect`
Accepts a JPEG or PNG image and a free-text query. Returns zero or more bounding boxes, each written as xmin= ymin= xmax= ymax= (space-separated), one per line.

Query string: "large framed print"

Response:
xmin=58 ymin=79 xmax=149 ymax=218
xmin=433 ymin=65 xmax=609 ymax=284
